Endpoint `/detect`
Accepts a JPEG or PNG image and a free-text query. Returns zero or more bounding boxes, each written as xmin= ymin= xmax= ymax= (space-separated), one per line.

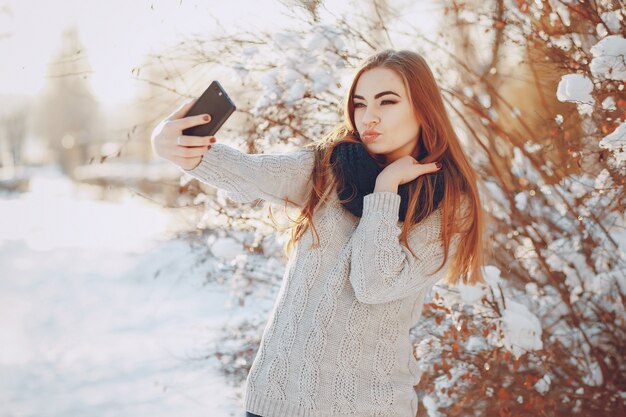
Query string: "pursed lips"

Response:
xmin=362 ymin=132 xmax=381 ymax=143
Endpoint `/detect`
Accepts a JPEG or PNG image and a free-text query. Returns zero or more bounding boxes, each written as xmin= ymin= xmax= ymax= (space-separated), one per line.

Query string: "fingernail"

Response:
xmin=435 ymin=162 xmax=442 ymax=169
xmin=203 ymin=114 xmax=210 ymax=121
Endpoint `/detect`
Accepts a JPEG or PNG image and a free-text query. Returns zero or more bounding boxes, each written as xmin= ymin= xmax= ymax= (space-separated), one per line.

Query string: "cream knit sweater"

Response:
xmin=181 ymin=142 xmax=462 ymax=417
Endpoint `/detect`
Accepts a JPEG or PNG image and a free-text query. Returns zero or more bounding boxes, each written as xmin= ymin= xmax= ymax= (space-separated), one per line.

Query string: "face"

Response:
xmin=352 ymin=67 xmax=421 ymax=164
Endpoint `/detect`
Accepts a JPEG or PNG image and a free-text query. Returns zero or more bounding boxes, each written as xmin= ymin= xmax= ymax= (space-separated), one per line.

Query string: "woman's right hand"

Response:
xmin=150 ymin=99 xmax=218 ymax=171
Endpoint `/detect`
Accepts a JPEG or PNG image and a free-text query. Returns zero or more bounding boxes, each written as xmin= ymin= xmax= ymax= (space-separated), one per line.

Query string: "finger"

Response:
xmin=170 ymin=113 xmax=212 ymax=130
xmin=411 ymin=162 xmax=440 ymax=177
xmin=166 ymin=98 xmax=198 ymax=121
xmin=422 ymin=162 xmax=442 ymax=174
xmin=175 ymin=135 xmax=216 ymax=147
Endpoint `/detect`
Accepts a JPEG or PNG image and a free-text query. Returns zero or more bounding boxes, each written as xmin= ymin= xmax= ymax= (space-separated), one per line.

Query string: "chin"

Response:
xmin=363 ymin=143 xmax=381 ymax=154
xmin=366 ymin=143 xmax=387 ymax=155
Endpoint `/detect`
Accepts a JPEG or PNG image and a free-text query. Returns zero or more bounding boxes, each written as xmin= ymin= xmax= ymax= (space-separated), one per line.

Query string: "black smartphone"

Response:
xmin=182 ymin=80 xmax=236 ymax=137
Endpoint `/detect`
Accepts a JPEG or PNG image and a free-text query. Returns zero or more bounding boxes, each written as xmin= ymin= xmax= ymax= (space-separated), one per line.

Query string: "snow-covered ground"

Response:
xmin=0 ymin=166 xmax=252 ymax=417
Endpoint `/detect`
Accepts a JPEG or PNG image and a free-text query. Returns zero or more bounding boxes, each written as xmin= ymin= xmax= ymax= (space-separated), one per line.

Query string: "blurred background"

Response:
xmin=1 ymin=0 xmax=624 ymax=416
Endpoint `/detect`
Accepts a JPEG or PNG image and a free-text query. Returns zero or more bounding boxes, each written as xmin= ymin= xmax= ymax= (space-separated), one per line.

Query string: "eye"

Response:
xmin=354 ymin=100 xmax=397 ymax=108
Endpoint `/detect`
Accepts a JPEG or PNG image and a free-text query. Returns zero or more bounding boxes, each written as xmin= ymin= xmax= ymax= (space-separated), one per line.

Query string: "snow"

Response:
xmin=483 ymin=181 xmax=509 ymax=221
xmin=594 ymin=168 xmax=612 ymax=190
xmin=306 ymin=25 xmax=345 ymax=53
xmin=554 ymin=114 xmax=564 ymax=125
xmin=435 ymin=264 xmax=502 ymax=311
xmin=478 ymin=93 xmax=491 ymax=109
xmin=525 ymin=282 xmax=540 ymax=297
xmin=283 ymin=68 xmax=301 ymax=85
xmin=211 ymin=236 xmax=246 ymax=261
xmin=456 ymin=280 xmax=488 ymax=305
xmin=465 ymin=335 xmax=487 ymax=352
xmin=602 ymin=10 xmax=623 ymax=33
xmin=511 ymin=146 xmax=541 ymax=185
xmin=500 ymin=300 xmax=543 ymax=359
xmin=514 ymin=192 xmax=528 ymax=211
xmin=582 ymin=360 xmax=604 ymax=386
xmin=452 ymin=266 xmax=545 ymax=360
xmin=556 ymin=74 xmax=594 ymax=115
xmin=599 ymin=121 xmax=626 ymax=166
xmin=601 ymin=96 xmax=616 ymax=111
xmin=0 ymin=167 xmax=254 ymax=417
xmin=241 ymin=45 xmax=259 ymax=58
xmin=309 ymin=68 xmax=334 ymax=94
xmin=548 ymin=0 xmax=571 ymax=26
xmin=515 ymin=237 xmax=542 ymax=280
xmin=534 ymin=374 xmax=551 ymax=394
xmin=590 ymin=35 xmax=626 ymax=81
xmin=285 ymin=80 xmax=306 ymax=104
xmin=597 ymin=10 xmax=623 ymax=37
xmin=232 ymin=63 xmax=249 ymax=81
xmin=271 ymin=31 xmax=302 ymax=50
xmin=259 ymin=68 xmax=282 ymax=99
xmin=552 ymin=36 xmax=573 ymax=51
xmin=244 ymin=23 xmax=348 ymax=115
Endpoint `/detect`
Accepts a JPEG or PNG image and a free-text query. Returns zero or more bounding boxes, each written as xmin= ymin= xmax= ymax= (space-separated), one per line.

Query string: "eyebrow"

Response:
xmin=352 ymin=90 xmax=401 ymax=100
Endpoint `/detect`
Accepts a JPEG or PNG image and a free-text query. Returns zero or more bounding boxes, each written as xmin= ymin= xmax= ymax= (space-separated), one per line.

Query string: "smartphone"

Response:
xmin=182 ymin=80 xmax=237 ymax=137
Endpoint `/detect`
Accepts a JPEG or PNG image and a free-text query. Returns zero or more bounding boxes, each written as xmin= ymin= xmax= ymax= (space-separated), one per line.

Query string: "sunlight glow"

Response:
xmin=0 ymin=0 xmax=289 ymax=106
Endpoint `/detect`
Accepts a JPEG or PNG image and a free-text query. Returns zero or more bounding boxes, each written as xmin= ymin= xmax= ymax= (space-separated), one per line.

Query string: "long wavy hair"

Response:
xmin=277 ymin=49 xmax=486 ymax=287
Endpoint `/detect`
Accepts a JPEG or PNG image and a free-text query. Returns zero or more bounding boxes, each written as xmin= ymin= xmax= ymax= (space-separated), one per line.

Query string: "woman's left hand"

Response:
xmin=378 ymin=155 xmax=442 ymax=186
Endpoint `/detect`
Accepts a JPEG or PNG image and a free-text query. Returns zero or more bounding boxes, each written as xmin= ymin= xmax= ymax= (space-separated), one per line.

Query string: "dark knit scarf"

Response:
xmin=329 ymin=138 xmax=445 ymax=222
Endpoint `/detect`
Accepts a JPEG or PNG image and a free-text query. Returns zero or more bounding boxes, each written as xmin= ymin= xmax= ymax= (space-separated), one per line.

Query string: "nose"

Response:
xmin=361 ymin=106 xmax=380 ymax=129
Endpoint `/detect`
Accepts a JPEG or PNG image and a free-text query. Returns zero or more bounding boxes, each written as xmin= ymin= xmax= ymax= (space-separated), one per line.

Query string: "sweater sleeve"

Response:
xmin=180 ymin=142 xmax=315 ymax=208
xmin=349 ymin=191 xmax=461 ymax=304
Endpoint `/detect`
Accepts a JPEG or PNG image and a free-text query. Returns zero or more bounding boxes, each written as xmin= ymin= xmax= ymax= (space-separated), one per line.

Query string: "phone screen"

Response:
xmin=182 ymin=80 xmax=237 ymax=137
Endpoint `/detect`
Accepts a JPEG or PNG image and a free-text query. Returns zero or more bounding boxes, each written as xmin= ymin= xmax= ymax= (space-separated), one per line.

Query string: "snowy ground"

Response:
xmin=0 ymin=166 xmax=255 ymax=417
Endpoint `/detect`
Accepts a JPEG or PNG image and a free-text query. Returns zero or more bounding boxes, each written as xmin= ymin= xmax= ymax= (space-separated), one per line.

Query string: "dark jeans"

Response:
xmin=245 ymin=413 xmax=262 ymax=417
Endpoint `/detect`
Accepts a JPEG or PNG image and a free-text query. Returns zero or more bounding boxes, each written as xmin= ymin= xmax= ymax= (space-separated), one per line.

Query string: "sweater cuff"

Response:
xmin=363 ymin=192 xmax=401 ymax=217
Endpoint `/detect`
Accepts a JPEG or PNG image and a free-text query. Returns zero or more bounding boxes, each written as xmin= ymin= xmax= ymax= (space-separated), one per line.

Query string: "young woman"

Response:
xmin=152 ymin=49 xmax=485 ymax=417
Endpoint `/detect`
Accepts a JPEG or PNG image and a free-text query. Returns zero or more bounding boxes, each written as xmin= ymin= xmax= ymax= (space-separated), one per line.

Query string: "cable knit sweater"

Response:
xmin=181 ymin=142 xmax=462 ymax=417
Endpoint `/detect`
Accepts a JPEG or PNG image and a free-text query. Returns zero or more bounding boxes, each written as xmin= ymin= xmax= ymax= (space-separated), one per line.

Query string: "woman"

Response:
xmin=152 ymin=49 xmax=485 ymax=417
